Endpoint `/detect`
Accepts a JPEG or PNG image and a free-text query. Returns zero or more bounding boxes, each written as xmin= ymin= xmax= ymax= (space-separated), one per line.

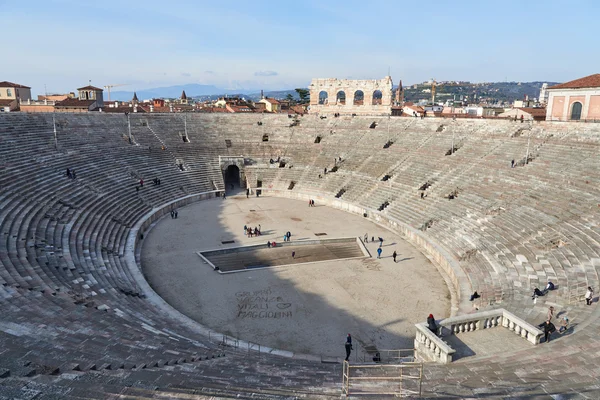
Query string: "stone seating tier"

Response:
xmin=0 ymin=113 xmax=599 ymax=398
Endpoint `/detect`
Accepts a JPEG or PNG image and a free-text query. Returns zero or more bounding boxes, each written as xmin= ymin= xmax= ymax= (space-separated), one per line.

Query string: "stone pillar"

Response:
xmin=582 ymin=93 xmax=591 ymax=120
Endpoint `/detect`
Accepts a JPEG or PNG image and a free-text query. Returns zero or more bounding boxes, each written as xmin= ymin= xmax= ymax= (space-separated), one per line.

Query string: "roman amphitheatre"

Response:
xmin=0 ymin=108 xmax=599 ymax=398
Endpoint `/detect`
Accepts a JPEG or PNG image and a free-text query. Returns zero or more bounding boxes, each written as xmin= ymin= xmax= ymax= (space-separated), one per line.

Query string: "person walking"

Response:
xmin=585 ymin=286 xmax=594 ymax=305
xmin=364 ymin=233 xmax=368 ymax=243
xmin=292 ymin=251 xmax=296 ymax=259
xmin=547 ymin=306 xmax=555 ymax=321
xmin=377 ymin=247 xmax=382 ymax=259
xmin=393 ymin=251 xmax=397 ymax=263
xmin=246 ymin=188 xmax=249 ymax=198
xmin=540 ymin=320 xmax=556 ymax=343
xmin=244 ymin=225 xmax=247 ymax=235
xmin=378 ymin=237 xmax=384 ymax=248
xmin=344 ymin=334 xmax=353 ymax=361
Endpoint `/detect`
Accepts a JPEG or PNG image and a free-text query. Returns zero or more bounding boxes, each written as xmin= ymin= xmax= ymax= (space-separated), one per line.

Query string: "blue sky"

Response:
xmin=3 ymin=0 xmax=599 ymax=95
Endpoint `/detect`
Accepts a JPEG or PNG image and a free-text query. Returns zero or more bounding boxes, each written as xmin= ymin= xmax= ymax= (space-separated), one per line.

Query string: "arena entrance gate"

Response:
xmin=219 ymin=156 xmax=246 ymax=189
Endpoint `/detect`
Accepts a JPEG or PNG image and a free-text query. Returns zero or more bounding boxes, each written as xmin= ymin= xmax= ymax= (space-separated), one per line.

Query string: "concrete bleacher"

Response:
xmin=0 ymin=112 xmax=599 ymax=398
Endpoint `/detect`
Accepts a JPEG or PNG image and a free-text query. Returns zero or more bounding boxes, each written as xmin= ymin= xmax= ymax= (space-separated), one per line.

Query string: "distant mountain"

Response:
xmin=110 ymin=84 xmax=240 ymax=101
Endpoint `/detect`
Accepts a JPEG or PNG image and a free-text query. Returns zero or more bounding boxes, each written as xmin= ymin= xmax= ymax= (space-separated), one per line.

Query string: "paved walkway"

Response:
xmin=141 ymin=195 xmax=450 ymax=358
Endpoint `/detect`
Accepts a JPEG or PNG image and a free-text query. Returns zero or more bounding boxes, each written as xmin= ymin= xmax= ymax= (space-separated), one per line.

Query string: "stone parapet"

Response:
xmin=415 ymin=308 xmax=543 ymax=364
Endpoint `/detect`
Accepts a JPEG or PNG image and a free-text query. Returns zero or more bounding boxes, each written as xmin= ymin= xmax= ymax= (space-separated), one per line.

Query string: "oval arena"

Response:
xmin=0 ymin=112 xmax=599 ymax=398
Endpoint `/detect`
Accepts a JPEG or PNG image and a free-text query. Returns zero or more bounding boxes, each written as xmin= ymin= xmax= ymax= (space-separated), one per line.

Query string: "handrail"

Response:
xmin=415 ymin=308 xmax=543 ymax=364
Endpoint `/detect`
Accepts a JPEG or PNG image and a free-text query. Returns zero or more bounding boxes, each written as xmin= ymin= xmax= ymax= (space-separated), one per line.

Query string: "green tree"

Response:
xmin=295 ymin=88 xmax=310 ymax=103
xmin=285 ymin=93 xmax=294 ymax=103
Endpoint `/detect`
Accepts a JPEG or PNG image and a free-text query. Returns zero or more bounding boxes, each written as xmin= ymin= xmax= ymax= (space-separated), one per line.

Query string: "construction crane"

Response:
xmin=103 ymin=84 xmax=128 ymax=101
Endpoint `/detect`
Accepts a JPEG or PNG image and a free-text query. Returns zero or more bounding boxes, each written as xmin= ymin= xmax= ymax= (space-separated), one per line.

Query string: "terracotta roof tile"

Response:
xmin=0 ymin=99 xmax=16 ymax=106
xmin=56 ymin=99 xmax=96 ymax=107
xmin=548 ymin=74 xmax=600 ymax=90
xmin=0 ymin=81 xmax=31 ymax=89
xmin=518 ymin=107 xmax=546 ymax=117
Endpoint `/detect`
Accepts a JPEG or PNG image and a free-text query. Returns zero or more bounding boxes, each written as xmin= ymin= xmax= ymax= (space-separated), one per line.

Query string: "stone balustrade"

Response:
xmin=415 ymin=308 xmax=543 ymax=364
xmin=414 ymin=323 xmax=455 ymax=364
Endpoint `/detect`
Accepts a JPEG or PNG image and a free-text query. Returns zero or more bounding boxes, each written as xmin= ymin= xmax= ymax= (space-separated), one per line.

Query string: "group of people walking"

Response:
xmin=244 ymin=224 xmax=261 ymax=237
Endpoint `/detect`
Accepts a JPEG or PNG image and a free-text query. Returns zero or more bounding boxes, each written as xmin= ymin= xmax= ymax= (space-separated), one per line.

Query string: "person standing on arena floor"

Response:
xmin=292 ymin=251 xmax=295 ymax=259
xmin=345 ymin=334 xmax=353 ymax=361
xmin=393 ymin=251 xmax=397 ymax=263
xmin=377 ymin=247 xmax=382 ymax=259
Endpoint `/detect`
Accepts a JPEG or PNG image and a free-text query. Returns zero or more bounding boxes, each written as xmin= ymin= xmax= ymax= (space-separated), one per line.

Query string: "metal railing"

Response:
xmin=208 ymin=331 xmax=239 ymax=349
xmin=342 ymin=360 xmax=423 ymax=398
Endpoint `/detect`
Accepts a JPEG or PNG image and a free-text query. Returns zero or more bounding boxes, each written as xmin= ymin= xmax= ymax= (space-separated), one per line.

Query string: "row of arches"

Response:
xmin=319 ymin=90 xmax=383 ymax=106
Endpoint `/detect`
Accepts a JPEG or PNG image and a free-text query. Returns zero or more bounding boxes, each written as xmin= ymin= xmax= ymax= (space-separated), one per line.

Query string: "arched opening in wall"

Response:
xmin=336 ymin=91 xmax=346 ymax=105
xmin=262 ymin=134 xmax=269 ymax=142
xmin=319 ymin=91 xmax=328 ymax=105
xmin=353 ymin=90 xmax=364 ymax=105
xmin=372 ymin=90 xmax=383 ymax=105
xmin=570 ymin=102 xmax=582 ymax=120
xmin=224 ymin=165 xmax=240 ymax=187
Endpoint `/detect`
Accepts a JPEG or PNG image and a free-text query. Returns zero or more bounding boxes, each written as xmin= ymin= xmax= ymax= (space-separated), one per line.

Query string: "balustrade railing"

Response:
xmin=415 ymin=308 xmax=543 ymax=364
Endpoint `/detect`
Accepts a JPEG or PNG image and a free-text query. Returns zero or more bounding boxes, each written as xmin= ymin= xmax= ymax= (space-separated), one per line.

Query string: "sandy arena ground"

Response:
xmin=141 ymin=194 xmax=450 ymax=359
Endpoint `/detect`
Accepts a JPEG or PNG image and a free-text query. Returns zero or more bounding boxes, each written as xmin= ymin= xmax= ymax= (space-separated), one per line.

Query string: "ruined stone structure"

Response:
xmin=309 ymin=76 xmax=393 ymax=115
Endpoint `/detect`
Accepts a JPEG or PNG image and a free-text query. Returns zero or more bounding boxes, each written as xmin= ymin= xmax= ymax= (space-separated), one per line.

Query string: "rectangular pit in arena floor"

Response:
xmin=198 ymin=237 xmax=368 ymax=273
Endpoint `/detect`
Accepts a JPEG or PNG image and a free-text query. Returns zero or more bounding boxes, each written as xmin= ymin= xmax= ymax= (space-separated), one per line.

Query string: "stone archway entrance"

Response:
xmin=225 ymin=165 xmax=240 ymax=186
xmin=219 ymin=156 xmax=246 ymax=191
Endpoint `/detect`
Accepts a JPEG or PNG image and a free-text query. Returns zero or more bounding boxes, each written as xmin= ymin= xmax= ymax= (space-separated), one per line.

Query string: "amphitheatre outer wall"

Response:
xmin=309 ymin=77 xmax=393 ymax=116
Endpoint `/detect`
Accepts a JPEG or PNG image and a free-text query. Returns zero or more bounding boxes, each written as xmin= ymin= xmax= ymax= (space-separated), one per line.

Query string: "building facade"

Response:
xmin=0 ymin=81 xmax=32 ymax=112
xmin=545 ymin=74 xmax=600 ymax=121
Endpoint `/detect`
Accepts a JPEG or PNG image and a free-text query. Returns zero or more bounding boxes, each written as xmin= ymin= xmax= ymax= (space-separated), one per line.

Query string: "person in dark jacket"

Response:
xmin=427 ymin=314 xmax=438 ymax=335
xmin=540 ymin=320 xmax=556 ymax=343
xmin=532 ymin=287 xmax=544 ymax=299
xmin=345 ymin=334 xmax=353 ymax=361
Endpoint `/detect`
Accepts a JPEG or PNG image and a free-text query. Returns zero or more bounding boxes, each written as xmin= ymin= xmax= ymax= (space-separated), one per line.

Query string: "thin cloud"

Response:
xmin=204 ymin=70 xmax=215 ymax=75
xmin=181 ymin=72 xmax=191 ymax=77
xmin=254 ymin=70 xmax=278 ymax=77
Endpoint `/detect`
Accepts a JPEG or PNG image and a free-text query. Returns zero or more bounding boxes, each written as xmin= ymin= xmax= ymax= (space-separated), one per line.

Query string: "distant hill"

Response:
xmin=110 ymin=84 xmax=241 ymax=101
xmin=109 ymin=81 xmax=561 ymax=104
xmin=403 ymin=81 xmax=560 ymax=104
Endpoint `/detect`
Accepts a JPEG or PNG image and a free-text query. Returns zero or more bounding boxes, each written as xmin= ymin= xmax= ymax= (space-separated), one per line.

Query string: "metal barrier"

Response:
xmin=247 ymin=341 xmax=261 ymax=353
xmin=208 ymin=331 xmax=239 ymax=349
xmin=342 ymin=360 xmax=423 ymax=398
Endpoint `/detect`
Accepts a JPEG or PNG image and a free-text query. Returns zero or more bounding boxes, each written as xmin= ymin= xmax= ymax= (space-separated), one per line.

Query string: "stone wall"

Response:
xmin=309 ymin=76 xmax=393 ymax=116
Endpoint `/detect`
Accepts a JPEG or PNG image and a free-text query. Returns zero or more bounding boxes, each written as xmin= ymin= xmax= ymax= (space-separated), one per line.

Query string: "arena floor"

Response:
xmin=141 ymin=194 xmax=451 ymax=359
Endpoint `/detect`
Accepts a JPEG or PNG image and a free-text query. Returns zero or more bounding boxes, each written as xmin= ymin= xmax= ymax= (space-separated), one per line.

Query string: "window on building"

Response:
xmin=7 ymin=89 xmax=12 ymax=97
xmin=570 ymin=102 xmax=582 ymax=121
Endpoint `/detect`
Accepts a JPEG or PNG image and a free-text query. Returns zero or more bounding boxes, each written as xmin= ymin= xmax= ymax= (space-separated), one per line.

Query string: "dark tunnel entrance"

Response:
xmin=224 ymin=164 xmax=240 ymax=188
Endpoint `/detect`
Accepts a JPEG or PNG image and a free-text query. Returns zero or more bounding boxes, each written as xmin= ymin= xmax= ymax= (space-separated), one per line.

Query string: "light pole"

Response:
xmin=525 ymin=130 xmax=531 ymax=165
xmin=127 ymin=113 xmax=132 ymax=143
xmin=52 ymin=113 xmax=58 ymax=150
